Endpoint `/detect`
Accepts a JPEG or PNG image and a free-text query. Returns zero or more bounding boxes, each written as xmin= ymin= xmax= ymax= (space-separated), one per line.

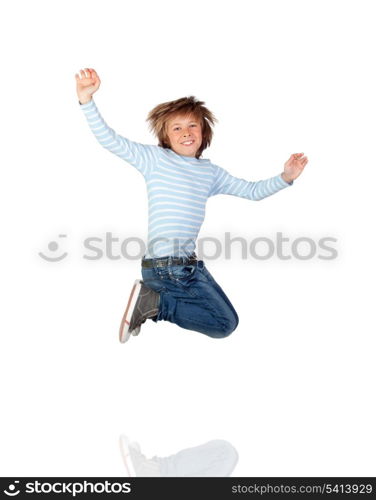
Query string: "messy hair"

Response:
xmin=146 ymin=96 xmax=218 ymax=159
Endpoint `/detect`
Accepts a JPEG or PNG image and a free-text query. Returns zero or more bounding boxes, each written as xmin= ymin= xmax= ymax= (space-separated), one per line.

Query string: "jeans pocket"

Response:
xmin=141 ymin=268 xmax=167 ymax=292
xmin=170 ymin=264 xmax=197 ymax=281
xmin=152 ymin=266 xmax=170 ymax=280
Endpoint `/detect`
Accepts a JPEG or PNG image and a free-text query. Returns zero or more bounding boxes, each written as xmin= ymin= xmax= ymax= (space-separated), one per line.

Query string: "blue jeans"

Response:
xmin=141 ymin=255 xmax=239 ymax=338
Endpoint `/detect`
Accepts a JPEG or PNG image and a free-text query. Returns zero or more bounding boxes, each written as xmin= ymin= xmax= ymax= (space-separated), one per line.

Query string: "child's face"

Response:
xmin=165 ymin=113 xmax=203 ymax=157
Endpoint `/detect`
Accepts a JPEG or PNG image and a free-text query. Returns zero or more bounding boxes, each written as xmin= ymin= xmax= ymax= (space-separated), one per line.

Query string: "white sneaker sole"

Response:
xmin=119 ymin=279 xmax=142 ymax=343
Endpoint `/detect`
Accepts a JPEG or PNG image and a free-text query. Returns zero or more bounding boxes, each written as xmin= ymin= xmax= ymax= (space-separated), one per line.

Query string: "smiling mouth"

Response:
xmin=181 ymin=140 xmax=194 ymax=146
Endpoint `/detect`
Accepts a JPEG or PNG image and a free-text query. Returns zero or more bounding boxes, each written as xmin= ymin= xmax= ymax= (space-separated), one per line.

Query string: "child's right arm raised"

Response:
xmin=75 ymin=68 xmax=157 ymax=179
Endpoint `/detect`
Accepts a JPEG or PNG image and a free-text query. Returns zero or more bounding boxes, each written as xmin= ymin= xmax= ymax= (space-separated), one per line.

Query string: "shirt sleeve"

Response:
xmin=79 ymin=99 xmax=158 ymax=180
xmin=208 ymin=164 xmax=293 ymax=200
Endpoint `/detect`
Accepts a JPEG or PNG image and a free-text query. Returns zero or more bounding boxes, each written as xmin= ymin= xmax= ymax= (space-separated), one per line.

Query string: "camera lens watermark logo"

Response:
xmin=39 ymin=234 xmax=68 ymax=262
xmin=4 ymin=480 xmax=20 ymax=496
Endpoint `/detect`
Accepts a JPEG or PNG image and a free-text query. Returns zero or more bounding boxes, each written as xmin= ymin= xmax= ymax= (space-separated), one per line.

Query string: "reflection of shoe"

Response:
xmin=119 ymin=435 xmax=238 ymax=477
xmin=119 ymin=280 xmax=160 ymax=343
xmin=119 ymin=436 xmax=161 ymax=477
xmin=119 ymin=436 xmax=136 ymax=477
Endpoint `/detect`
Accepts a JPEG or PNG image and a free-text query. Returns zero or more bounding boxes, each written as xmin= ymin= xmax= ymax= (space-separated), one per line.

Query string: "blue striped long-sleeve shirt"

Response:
xmin=79 ymin=98 xmax=293 ymax=258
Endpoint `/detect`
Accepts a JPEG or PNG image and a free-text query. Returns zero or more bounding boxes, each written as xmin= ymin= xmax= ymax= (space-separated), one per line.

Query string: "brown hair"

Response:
xmin=146 ymin=96 xmax=218 ymax=159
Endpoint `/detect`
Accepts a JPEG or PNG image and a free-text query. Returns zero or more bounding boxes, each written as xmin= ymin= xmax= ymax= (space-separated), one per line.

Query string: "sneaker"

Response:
xmin=131 ymin=325 xmax=141 ymax=336
xmin=119 ymin=279 xmax=160 ymax=343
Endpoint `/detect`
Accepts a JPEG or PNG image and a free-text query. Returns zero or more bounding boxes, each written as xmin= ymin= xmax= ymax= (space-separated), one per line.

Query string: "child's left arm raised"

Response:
xmin=209 ymin=153 xmax=309 ymax=201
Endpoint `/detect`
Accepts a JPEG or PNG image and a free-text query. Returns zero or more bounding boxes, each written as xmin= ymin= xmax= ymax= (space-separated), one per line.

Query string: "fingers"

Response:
xmin=75 ymin=69 xmax=86 ymax=80
xmin=287 ymin=154 xmax=309 ymax=170
xmin=75 ymin=68 xmax=100 ymax=88
xmin=90 ymin=68 xmax=101 ymax=84
xmin=292 ymin=153 xmax=308 ymax=163
xmin=75 ymin=68 xmax=92 ymax=79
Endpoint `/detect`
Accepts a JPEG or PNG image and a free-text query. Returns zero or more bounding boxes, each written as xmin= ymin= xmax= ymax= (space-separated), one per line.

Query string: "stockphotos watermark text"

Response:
xmin=38 ymin=231 xmax=338 ymax=262
xmin=2 ymin=480 xmax=131 ymax=496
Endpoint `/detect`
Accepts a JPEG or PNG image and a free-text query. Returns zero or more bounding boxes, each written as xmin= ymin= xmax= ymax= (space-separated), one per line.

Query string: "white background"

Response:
xmin=1 ymin=0 xmax=375 ymax=476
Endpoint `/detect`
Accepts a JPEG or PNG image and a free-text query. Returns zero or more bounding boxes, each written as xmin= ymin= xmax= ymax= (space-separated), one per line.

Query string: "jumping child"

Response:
xmin=75 ymin=67 xmax=308 ymax=343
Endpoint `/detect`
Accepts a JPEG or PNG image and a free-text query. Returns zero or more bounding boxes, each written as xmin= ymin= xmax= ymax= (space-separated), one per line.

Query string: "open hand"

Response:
xmin=282 ymin=153 xmax=309 ymax=183
xmin=75 ymin=67 xmax=101 ymax=104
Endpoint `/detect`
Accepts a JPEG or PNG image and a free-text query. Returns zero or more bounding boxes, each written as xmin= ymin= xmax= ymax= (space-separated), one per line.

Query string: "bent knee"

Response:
xmin=214 ymin=311 xmax=239 ymax=338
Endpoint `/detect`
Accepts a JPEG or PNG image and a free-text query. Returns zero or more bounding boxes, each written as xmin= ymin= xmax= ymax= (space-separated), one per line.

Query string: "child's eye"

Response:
xmin=173 ymin=124 xmax=197 ymax=131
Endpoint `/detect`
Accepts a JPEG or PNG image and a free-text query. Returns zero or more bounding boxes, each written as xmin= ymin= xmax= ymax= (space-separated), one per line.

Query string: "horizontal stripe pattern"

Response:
xmin=80 ymin=99 xmax=293 ymax=258
xmin=79 ymin=99 xmax=158 ymax=178
xmin=209 ymin=166 xmax=293 ymax=199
